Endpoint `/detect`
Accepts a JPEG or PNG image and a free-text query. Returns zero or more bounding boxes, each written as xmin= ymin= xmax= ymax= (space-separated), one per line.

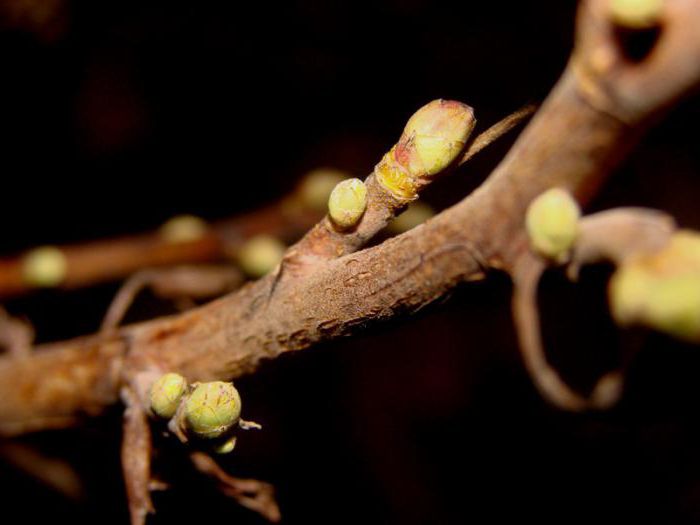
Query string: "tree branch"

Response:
xmin=0 ymin=199 xmax=319 ymax=299
xmin=0 ymin=0 xmax=699 ymax=435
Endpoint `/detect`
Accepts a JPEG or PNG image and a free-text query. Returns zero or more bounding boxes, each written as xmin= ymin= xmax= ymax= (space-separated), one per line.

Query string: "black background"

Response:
xmin=2 ymin=1 xmax=700 ymax=524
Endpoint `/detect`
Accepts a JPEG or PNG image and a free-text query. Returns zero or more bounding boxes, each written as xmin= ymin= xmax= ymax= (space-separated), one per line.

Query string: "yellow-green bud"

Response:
xmin=609 ymin=265 xmax=652 ymax=325
xmin=159 ymin=215 xmax=208 ymax=243
xmin=610 ymin=0 xmax=663 ymax=29
xmin=237 ymin=235 xmax=285 ymax=278
xmin=609 ymin=230 xmax=700 ymax=342
xmin=214 ymin=436 xmax=237 ymax=455
xmin=22 ymin=246 xmax=67 ymax=287
xmin=149 ymin=372 xmax=188 ymax=419
xmin=328 ymin=178 xmax=367 ymax=229
xmin=525 ymin=188 xmax=581 ymax=262
xmin=375 ymin=99 xmax=475 ymax=200
xmin=298 ymin=168 xmax=348 ymax=212
xmin=388 ymin=202 xmax=435 ymax=234
xmin=184 ymin=381 xmax=242 ymax=439
xmin=400 ymin=99 xmax=475 ymax=177
xmin=645 ymin=275 xmax=700 ymax=340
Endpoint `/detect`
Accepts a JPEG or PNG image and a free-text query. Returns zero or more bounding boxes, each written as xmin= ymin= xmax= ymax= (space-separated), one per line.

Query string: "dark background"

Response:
xmin=2 ymin=0 xmax=700 ymax=524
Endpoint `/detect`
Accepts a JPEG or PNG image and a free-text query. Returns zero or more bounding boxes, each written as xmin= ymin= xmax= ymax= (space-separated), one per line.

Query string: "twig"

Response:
xmin=0 ymin=441 xmax=83 ymax=499
xmin=101 ymin=266 xmax=244 ymax=333
xmin=190 ymin=452 xmax=281 ymax=522
xmin=0 ymin=202 xmax=319 ymax=300
xmin=282 ymin=104 xmax=534 ymax=276
xmin=121 ymin=387 xmax=154 ymax=525
xmin=458 ymin=103 xmax=537 ymax=165
xmin=511 ymin=208 xmax=676 ymax=411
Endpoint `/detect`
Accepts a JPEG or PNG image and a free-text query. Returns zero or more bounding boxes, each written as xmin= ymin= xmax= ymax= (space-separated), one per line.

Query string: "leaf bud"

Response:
xmin=375 ymin=99 xmax=475 ymax=200
xmin=184 ymin=381 xmax=242 ymax=439
xmin=22 ymin=246 xmax=67 ymax=287
xmin=214 ymin=436 xmax=237 ymax=455
xmin=387 ymin=202 xmax=435 ymax=234
xmin=399 ymin=99 xmax=475 ymax=177
xmin=610 ymin=230 xmax=700 ymax=342
xmin=150 ymin=372 xmax=188 ymax=419
xmin=525 ymin=188 xmax=581 ymax=262
xmin=298 ymin=168 xmax=348 ymax=212
xmin=159 ymin=215 xmax=208 ymax=243
xmin=237 ymin=235 xmax=286 ymax=278
xmin=328 ymin=178 xmax=368 ymax=229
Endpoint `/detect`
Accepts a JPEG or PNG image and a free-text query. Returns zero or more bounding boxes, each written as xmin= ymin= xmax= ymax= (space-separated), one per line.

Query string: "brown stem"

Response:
xmin=101 ymin=265 xmax=244 ymax=333
xmin=121 ymin=387 xmax=154 ymax=525
xmin=457 ymin=103 xmax=537 ymax=165
xmin=0 ymin=202 xmax=318 ymax=300
xmin=190 ymin=452 xmax=281 ymax=522
xmin=512 ymin=208 xmax=677 ymax=411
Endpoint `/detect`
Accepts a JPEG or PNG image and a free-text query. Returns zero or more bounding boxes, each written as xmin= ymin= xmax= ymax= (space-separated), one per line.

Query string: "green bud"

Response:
xmin=609 ymin=230 xmax=700 ymax=342
xmin=150 ymin=372 xmax=188 ymax=419
xmin=22 ymin=246 xmax=67 ymax=287
xmin=401 ymin=99 xmax=475 ymax=177
xmin=184 ymin=381 xmax=242 ymax=439
xmin=525 ymin=188 xmax=581 ymax=262
xmin=610 ymin=0 xmax=663 ymax=29
xmin=298 ymin=168 xmax=348 ymax=212
xmin=159 ymin=215 xmax=208 ymax=243
xmin=388 ymin=202 xmax=435 ymax=234
xmin=214 ymin=436 xmax=237 ymax=455
xmin=237 ymin=235 xmax=286 ymax=278
xmin=375 ymin=99 xmax=475 ymax=200
xmin=646 ymin=275 xmax=700 ymax=340
xmin=328 ymin=178 xmax=368 ymax=229
xmin=609 ymin=265 xmax=652 ymax=325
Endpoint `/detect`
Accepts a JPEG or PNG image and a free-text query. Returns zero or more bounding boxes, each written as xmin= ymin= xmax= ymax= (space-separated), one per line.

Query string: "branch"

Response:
xmin=512 ymin=208 xmax=677 ymax=411
xmin=282 ymin=104 xmax=534 ymax=274
xmin=0 ymin=198 xmax=320 ymax=299
xmin=2 ymin=0 xmax=700 ymax=436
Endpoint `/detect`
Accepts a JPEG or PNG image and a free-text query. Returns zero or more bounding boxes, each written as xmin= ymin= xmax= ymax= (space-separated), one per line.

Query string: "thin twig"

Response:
xmin=458 ymin=103 xmax=537 ymax=165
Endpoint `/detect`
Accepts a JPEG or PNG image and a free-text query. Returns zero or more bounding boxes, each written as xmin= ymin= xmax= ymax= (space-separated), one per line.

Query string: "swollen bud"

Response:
xmin=401 ymin=99 xmax=475 ymax=177
xmin=159 ymin=215 xmax=208 ymax=243
xmin=22 ymin=246 xmax=67 ymax=287
xmin=610 ymin=0 xmax=663 ymax=29
xmin=298 ymin=168 xmax=348 ymax=212
xmin=375 ymin=99 xmax=475 ymax=200
xmin=328 ymin=178 xmax=368 ymax=229
xmin=184 ymin=381 xmax=242 ymax=439
xmin=525 ymin=188 xmax=581 ymax=262
xmin=150 ymin=372 xmax=188 ymax=419
xmin=388 ymin=202 xmax=435 ymax=234
xmin=610 ymin=230 xmax=700 ymax=342
xmin=237 ymin=235 xmax=285 ymax=278
xmin=214 ymin=436 xmax=237 ymax=455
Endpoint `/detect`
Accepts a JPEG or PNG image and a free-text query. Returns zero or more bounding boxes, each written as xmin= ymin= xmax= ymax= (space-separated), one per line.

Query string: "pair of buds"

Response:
xmin=150 ymin=373 xmax=246 ymax=453
xmin=526 ymin=187 xmax=700 ymax=343
xmin=327 ymin=99 xmax=476 ymax=230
